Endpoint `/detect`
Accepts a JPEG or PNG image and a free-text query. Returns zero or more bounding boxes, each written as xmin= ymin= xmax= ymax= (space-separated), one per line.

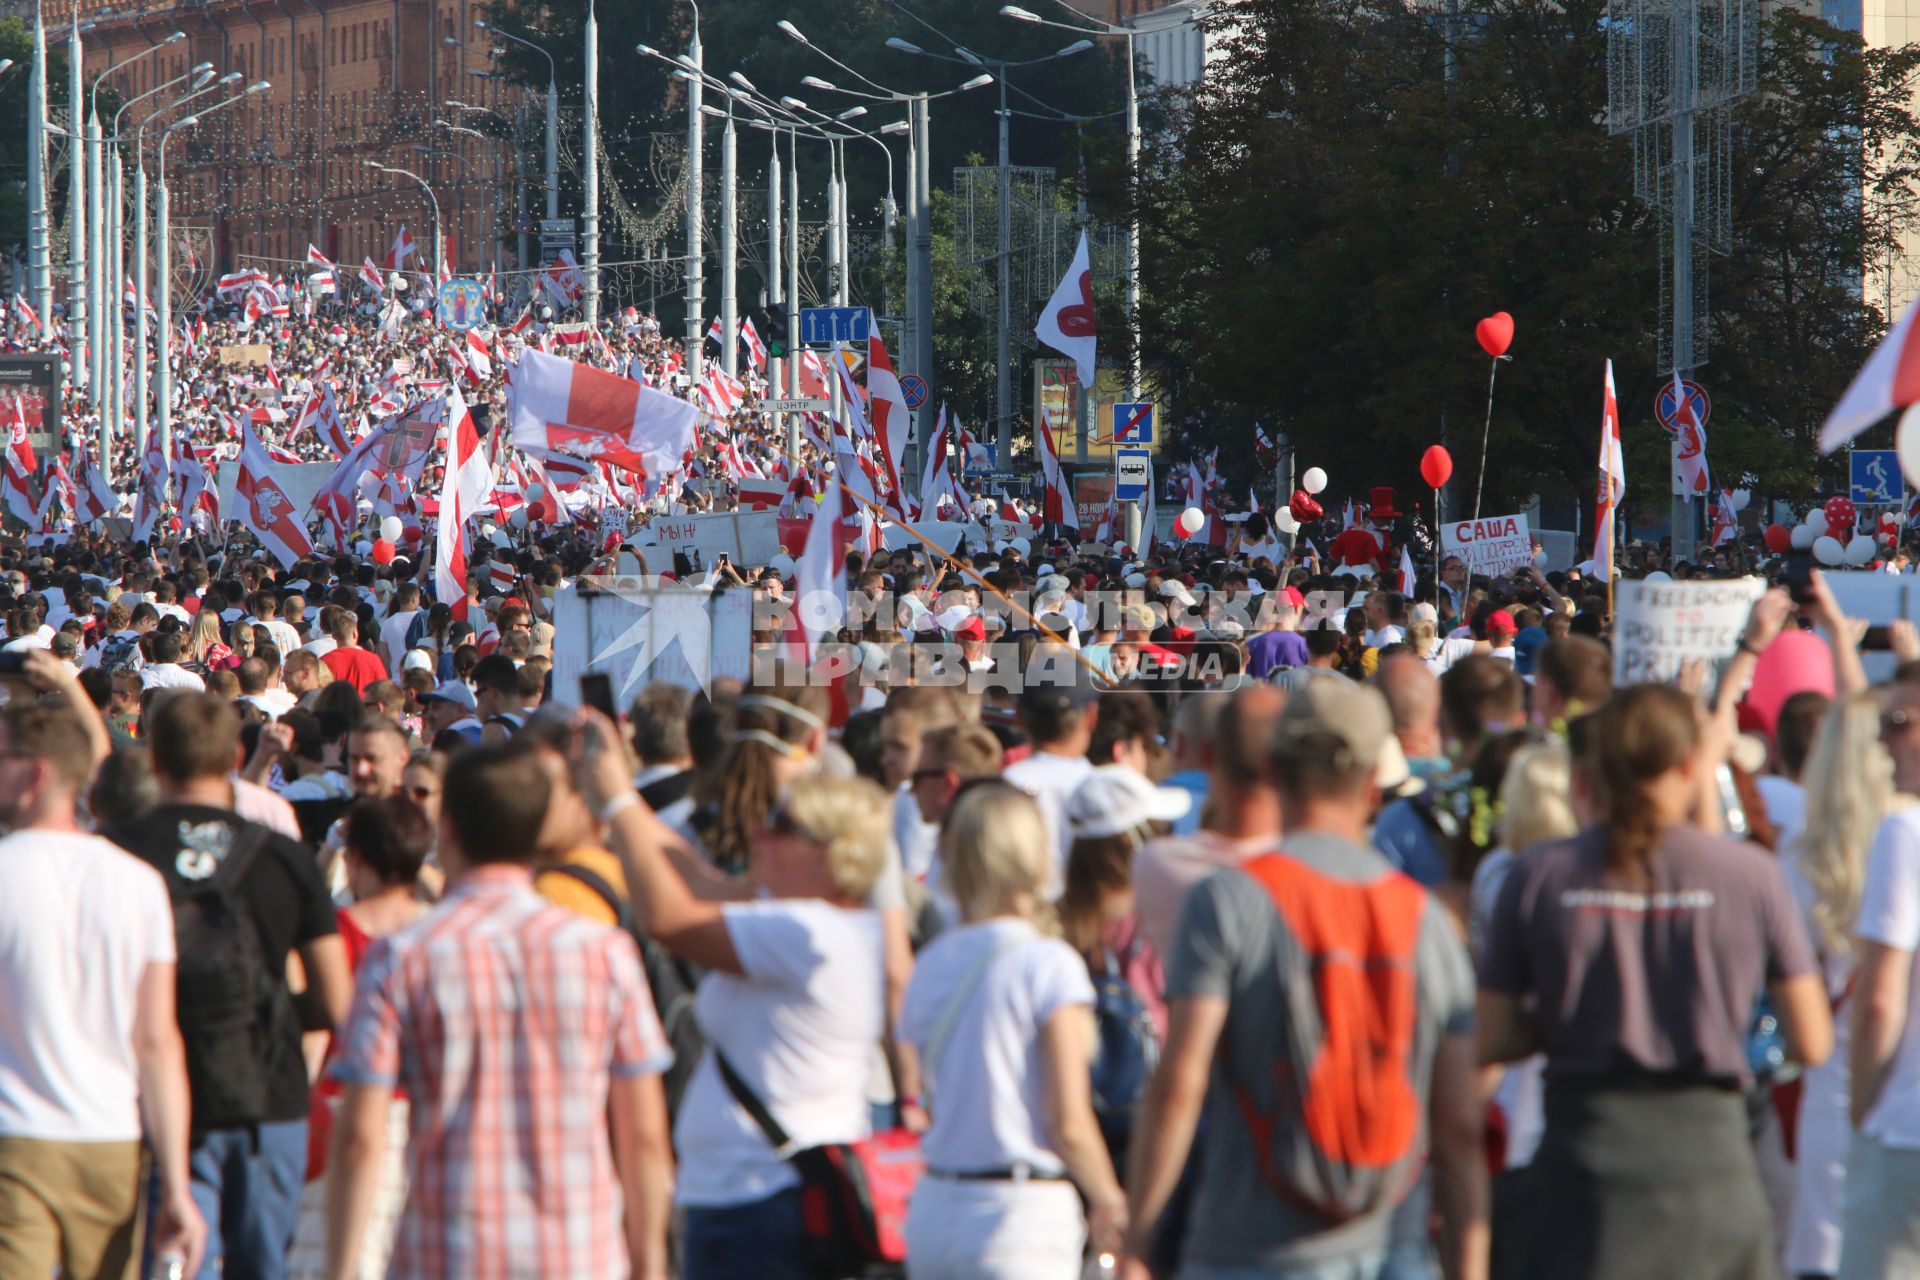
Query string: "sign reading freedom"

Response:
xmin=1613 ymin=577 xmax=1766 ymax=685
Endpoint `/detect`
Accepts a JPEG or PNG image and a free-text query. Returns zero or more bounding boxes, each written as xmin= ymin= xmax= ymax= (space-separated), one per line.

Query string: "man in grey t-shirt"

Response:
xmin=1123 ymin=677 xmax=1488 ymax=1280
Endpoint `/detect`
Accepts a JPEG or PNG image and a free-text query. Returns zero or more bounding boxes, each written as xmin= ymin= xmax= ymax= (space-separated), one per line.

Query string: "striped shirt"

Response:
xmin=331 ymin=864 xmax=670 ymax=1280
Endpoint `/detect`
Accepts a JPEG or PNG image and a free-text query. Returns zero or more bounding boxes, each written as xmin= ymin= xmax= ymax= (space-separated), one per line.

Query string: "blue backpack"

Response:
xmin=1089 ymin=944 xmax=1160 ymax=1166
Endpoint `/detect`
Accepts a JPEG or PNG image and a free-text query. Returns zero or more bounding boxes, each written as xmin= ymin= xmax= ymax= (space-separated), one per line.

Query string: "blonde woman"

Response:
xmin=184 ymin=606 xmax=233 ymax=674
xmin=1783 ymin=691 xmax=1900 ymax=1279
xmin=902 ymin=781 xmax=1126 ymax=1280
xmin=575 ymin=721 xmax=895 ymax=1280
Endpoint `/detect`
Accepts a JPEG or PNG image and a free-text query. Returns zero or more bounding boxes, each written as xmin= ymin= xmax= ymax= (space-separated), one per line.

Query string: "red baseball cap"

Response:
xmin=1280 ymin=586 xmax=1307 ymax=608
xmin=953 ymin=616 xmax=987 ymax=641
xmin=1487 ymin=608 xmax=1518 ymax=635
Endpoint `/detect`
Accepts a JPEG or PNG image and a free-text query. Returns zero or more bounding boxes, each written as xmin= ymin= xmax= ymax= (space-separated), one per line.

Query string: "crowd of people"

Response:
xmin=4 ymin=293 xmax=1919 ymax=1280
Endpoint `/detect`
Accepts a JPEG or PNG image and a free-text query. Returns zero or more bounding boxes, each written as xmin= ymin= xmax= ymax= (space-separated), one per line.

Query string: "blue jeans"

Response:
xmin=682 ymin=1186 xmax=813 ymax=1280
xmin=154 ymin=1119 xmax=307 ymax=1280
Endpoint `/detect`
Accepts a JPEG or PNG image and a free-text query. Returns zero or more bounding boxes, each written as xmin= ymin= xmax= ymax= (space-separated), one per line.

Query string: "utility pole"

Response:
xmin=767 ymin=128 xmax=782 ymax=396
xmin=995 ymin=73 xmax=1012 ymax=462
xmin=27 ymin=7 xmax=49 ymax=328
xmin=913 ymin=96 xmax=933 ymax=478
xmin=582 ymin=1 xmax=600 ymax=326
xmin=67 ymin=14 xmax=84 ymax=389
xmin=720 ymin=105 xmax=736 ymax=379
xmin=684 ymin=14 xmax=704 ymax=381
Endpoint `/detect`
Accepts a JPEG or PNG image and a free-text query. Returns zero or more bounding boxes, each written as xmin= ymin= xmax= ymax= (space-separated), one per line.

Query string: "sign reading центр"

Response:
xmin=1441 ymin=513 xmax=1533 ymax=576
xmin=1613 ymin=577 xmax=1766 ymax=686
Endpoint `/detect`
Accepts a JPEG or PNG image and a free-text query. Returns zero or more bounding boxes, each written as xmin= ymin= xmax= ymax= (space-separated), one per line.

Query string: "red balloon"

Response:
xmin=533 ymin=498 xmax=559 ymax=523
xmin=1419 ymin=445 xmax=1453 ymax=490
xmin=371 ymin=538 xmax=396 ymax=565
xmin=401 ymin=526 xmax=424 ymax=546
xmin=1474 ymin=311 xmax=1515 ymax=358
xmin=1764 ymin=523 xmax=1791 ymax=553
xmin=1289 ymin=490 xmax=1324 ymax=524
xmin=1825 ymin=495 xmax=1856 ymax=529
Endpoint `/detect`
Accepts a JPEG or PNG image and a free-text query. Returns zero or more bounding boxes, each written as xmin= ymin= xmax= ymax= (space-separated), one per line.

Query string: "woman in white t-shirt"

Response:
xmin=579 ymin=718 xmax=893 ymax=1280
xmin=901 ymin=781 xmax=1125 ymax=1280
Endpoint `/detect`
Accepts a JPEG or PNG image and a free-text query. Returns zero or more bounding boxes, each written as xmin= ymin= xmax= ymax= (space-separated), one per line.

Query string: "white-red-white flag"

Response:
xmin=236 ymin=423 xmax=314 ymax=566
xmin=507 ymin=348 xmax=699 ymax=478
xmin=436 ymin=385 xmax=495 ymax=607
xmin=1821 ymin=294 xmax=1920 ymax=452
xmin=359 ymin=257 xmax=385 ymax=294
xmin=290 ymin=380 xmax=351 ymax=457
xmin=1671 ymin=370 xmax=1710 ymax=496
xmin=11 ymin=294 xmax=40 ymax=333
xmin=741 ymin=317 xmax=768 ymax=370
xmin=387 ymin=225 xmax=416 ymax=270
xmin=1593 ymin=359 xmax=1624 ymax=581
xmin=1 ymin=432 xmax=35 ymax=528
xmin=4 ymin=394 xmax=36 ymax=475
xmin=1399 ymin=542 xmax=1417 ymax=596
xmin=306 ymin=243 xmax=334 ymax=269
xmin=1035 ymin=403 xmax=1079 ymax=531
xmin=462 ymin=329 xmax=494 ymax=384
xmin=1035 ymin=229 xmax=1097 ymax=388
xmin=867 ymin=332 xmax=911 ymax=518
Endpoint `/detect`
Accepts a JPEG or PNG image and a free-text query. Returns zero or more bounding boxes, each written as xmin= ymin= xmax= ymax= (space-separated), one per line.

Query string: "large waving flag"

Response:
xmin=1035 ymin=229 xmax=1097 ymax=388
xmin=387 ymin=225 xmax=416 ymax=270
xmin=1822 ymin=295 xmax=1920 ymax=452
xmin=1671 ymin=369 xmax=1710 ymax=496
xmin=1593 ymin=359 xmax=1624 ymax=581
xmin=310 ymin=419 xmax=398 ymax=547
xmin=1 ymin=431 xmax=35 ymax=527
xmin=436 ymin=385 xmax=495 ymax=608
xmin=508 ymin=348 xmax=699 ymax=478
xmin=236 ymin=424 xmax=313 ymax=567
xmin=1035 ymin=403 xmax=1079 ymax=531
xmin=867 ymin=332 xmax=911 ymax=517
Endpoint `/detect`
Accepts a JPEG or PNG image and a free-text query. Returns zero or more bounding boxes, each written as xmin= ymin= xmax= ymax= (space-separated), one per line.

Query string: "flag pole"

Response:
xmin=1472 ymin=355 xmax=1503 ymax=520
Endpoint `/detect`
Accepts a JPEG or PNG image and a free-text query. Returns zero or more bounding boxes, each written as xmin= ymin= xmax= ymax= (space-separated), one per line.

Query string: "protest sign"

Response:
xmin=1613 ymin=576 xmax=1766 ymax=685
xmin=217 ymin=344 xmax=271 ymax=367
xmin=645 ymin=510 xmax=781 ymax=565
xmin=1441 ymin=513 xmax=1533 ymax=576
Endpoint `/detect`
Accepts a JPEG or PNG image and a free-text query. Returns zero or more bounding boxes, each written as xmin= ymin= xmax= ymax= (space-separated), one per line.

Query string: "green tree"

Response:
xmin=1141 ymin=0 xmax=1920 ymax=518
xmin=0 ymin=19 xmax=74 ymax=260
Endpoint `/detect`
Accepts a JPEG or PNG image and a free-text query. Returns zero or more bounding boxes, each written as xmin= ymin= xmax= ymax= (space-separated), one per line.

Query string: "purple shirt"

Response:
xmin=1246 ymin=629 xmax=1309 ymax=678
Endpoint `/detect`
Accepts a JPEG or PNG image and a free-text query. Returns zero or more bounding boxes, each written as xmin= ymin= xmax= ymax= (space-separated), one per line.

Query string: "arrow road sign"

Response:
xmin=1112 ymin=401 xmax=1155 ymax=445
xmin=797 ymin=306 xmax=872 ymax=345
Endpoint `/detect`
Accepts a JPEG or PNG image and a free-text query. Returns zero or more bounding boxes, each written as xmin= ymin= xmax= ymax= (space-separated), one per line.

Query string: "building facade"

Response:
xmin=54 ymin=0 xmax=534 ymax=279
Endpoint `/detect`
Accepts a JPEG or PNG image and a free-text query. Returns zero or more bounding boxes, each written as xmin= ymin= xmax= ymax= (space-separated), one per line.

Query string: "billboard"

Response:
xmin=0 ymin=356 xmax=61 ymax=456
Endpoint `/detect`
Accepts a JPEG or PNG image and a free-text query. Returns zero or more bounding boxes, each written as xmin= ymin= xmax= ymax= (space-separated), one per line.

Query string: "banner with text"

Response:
xmin=1613 ymin=577 xmax=1766 ymax=685
xmin=1441 ymin=513 xmax=1534 ymax=576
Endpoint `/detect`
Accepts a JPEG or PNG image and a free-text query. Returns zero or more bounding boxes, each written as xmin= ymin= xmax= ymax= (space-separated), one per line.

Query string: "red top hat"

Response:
xmin=1369 ymin=486 xmax=1403 ymax=520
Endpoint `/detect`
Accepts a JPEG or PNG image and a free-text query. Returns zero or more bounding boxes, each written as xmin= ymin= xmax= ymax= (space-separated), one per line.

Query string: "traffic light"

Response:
xmin=760 ymin=304 xmax=791 ymax=359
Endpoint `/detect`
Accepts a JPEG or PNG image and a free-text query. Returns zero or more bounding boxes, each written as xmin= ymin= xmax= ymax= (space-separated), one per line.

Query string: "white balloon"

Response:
xmin=1849 ymin=535 xmax=1878 ymax=565
xmin=1643 ymin=570 xmax=1672 ymax=583
xmin=1010 ymin=537 xmax=1031 ymax=556
xmin=1301 ymin=467 xmax=1329 ymax=495
xmin=508 ymin=507 xmax=529 ymax=531
xmin=1814 ymin=535 xmax=1845 ymax=566
xmin=1893 ymin=512 xmax=1910 ymax=528
xmin=379 ymin=515 xmax=404 ymax=543
xmin=1731 ymin=488 xmax=1751 ymax=511
xmin=769 ymin=554 xmax=795 ymax=577
xmin=1177 ymin=507 xmax=1205 ymax=536
xmin=1900 ymin=403 xmax=1920 ymax=490
xmin=525 ymin=483 xmax=546 ymax=505
xmin=1790 ymin=524 xmax=1816 ymax=550
xmin=1805 ymin=505 xmax=1830 ymax=530
xmin=1273 ymin=509 xmax=1300 ymax=535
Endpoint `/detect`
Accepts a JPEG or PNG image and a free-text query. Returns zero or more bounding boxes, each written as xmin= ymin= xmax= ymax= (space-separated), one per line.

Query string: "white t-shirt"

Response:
xmin=260 ymin=619 xmax=304 ymax=660
xmin=1757 ymin=776 xmax=1808 ymax=841
xmin=1856 ymin=808 xmax=1920 ymax=1148
xmin=1365 ymin=624 xmax=1406 ymax=648
xmin=901 ymin=917 xmax=1094 ymax=1175
xmin=0 ymin=830 xmax=175 ymax=1141
xmin=1002 ymin=750 xmax=1095 ymax=879
xmin=379 ymin=609 xmax=421 ymax=672
xmin=893 ymin=785 xmax=939 ymax=883
xmin=674 ymin=899 xmax=886 ymax=1208
xmin=141 ymin=663 xmax=207 ymax=692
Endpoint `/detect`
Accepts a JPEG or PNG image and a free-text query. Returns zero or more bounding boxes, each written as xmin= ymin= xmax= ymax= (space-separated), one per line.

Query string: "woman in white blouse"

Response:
xmin=902 ymin=781 xmax=1126 ymax=1279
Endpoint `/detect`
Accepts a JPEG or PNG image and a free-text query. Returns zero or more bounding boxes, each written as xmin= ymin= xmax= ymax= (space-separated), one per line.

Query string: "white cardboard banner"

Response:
xmin=1441 ymin=513 xmax=1533 ymax=576
xmin=1612 ymin=576 xmax=1766 ymax=685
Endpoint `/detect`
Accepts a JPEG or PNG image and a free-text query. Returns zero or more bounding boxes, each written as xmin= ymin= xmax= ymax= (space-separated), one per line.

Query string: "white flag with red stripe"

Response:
xmin=436 ymin=385 xmax=496 ymax=606
xmin=306 ymin=243 xmax=334 ymax=269
xmin=387 ymin=225 xmax=416 ymax=270
xmin=508 ymin=348 xmax=699 ymax=478
xmin=1 ymin=434 xmax=35 ymax=528
xmin=1034 ymin=229 xmax=1097 ymax=388
xmin=236 ymin=424 xmax=314 ymax=566
xmin=1822 ymin=295 xmax=1920 ymax=451
xmin=1594 ymin=359 xmax=1624 ymax=581
xmin=1671 ymin=369 xmax=1711 ymax=496
xmin=867 ymin=333 xmax=911 ymax=518
xmin=1035 ymin=403 xmax=1079 ymax=530
xmin=3 ymin=394 xmax=36 ymax=475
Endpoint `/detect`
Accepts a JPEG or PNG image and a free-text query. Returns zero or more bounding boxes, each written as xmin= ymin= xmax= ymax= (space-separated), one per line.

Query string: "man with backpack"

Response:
xmin=108 ymin=692 xmax=352 ymax=1280
xmin=1123 ymin=678 xmax=1488 ymax=1280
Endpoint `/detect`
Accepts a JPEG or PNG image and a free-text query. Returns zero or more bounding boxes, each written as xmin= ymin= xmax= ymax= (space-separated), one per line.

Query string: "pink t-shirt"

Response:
xmin=1132 ymin=831 xmax=1282 ymax=961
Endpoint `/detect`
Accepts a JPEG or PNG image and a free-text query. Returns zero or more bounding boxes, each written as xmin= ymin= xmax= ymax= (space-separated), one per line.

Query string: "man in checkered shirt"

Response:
xmin=325 ymin=740 xmax=674 ymax=1279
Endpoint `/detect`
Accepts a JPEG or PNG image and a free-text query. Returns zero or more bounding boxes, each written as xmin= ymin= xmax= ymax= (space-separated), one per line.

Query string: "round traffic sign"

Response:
xmin=900 ymin=373 xmax=929 ymax=410
xmin=1654 ymin=379 xmax=1710 ymax=435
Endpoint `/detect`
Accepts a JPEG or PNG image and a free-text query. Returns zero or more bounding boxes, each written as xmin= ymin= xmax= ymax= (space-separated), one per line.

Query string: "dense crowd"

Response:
xmin=5 ymin=297 xmax=1919 ymax=1280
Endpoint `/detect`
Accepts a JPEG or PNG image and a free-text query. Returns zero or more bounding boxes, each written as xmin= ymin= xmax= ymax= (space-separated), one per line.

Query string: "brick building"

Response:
xmin=54 ymin=0 xmax=535 ymax=279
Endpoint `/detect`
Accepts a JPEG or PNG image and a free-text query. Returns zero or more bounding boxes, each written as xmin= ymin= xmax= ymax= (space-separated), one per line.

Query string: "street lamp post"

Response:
xmin=699 ymin=100 xmax=738 ymax=378
xmin=887 ymin=34 xmax=1091 ymax=459
xmin=686 ymin=5 xmax=705 ymax=382
xmin=157 ymin=82 xmax=269 ymax=461
xmin=475 ymin=19 xmax=558 ymax=223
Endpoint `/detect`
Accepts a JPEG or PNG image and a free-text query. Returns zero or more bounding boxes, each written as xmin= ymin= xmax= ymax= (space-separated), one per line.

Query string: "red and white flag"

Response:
xmin=1399 ymin=543 xmax=1417 ymax=595
xmin=1035 ymin=229 xmax=1097 ymax=388
xmin=306 ymin=243 xmax=334 ymax=269
xmin=1 ymin=442 xmax=34 ymax=528
xmin=788 ymin=500 xmax=851 ymax=667
xmin=172 ymin=437 xmax=217 ymax=529
xmin=461 ymin=329 xmax=494 ymax=384
xmin=741 ymin=317 xmax=768 ymax=370
xmin=10 ymin=294 xmax=39 ymax=333
xmin=132 ymin=426 xmax=168 ymax=542
xmin=1822 ymin=295 xmax=1920 ymax=452
xmin=1710 ymin=487 xmax=1738 ymax=547
xmin=867 ymin=333 xmax=911 ymax=518
xmin=436 ymin=385 xmax=495 ymax=608
xmin=1593 ymin=359 xmax=1624 ymax=581
xmin=76 ymin=448 xmax=114 ymax=525
xmin=1035 ymin=403 xmax=1079 ymax=531
xmin=235 ymin=423 xmax=314 ymax=567
xmin=387 ymin=225 xmax=416 ymax=270
xmin=290 ymin=380 xmax=351 ymax=457
xmin=360 ymin=257 xmax=386 ymax=294
xmin=4 ymin=394 xmax=36 ymax=474
xmin=309 ymin=418 xmax=398 ymax=547
xmin=216 ymin=268 xmax=269 ymax=299
xmin=1671 ymin=369 xmax=1710 ymax=496
xmin=508 ymin=348 xmax=699 ymax=478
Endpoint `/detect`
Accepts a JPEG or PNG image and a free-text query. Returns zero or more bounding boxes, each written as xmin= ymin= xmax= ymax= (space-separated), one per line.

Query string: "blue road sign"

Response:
xmin=1112 ymin=401 xmax=1155 ymax=446
xmin=798 ymin=306 xmax=872 ymax=345
xmin=1115 ymin=449 xmax=1152 ymax=502
xmin=965 ymin=443 xmax=1000 ymax=475
xmin=900 ymin=373 xmax=929 ymax=410
xmin=1852 ymin=449 xmax=1904 ymax=506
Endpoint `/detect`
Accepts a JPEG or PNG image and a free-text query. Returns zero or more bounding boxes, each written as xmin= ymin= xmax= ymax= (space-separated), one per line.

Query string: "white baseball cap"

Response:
xmin=1066 ymin=765 xmax=1193 ymax=839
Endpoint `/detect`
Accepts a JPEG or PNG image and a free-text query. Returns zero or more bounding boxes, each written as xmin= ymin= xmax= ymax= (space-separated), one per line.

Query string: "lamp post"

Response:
xmin=134 ymin=70 xmax=239 ymax=469
xmin=475 ymin=18 xmax=558 ymax=223
xmin=698 ymin=99 xmax=738 ymax=378
xmin=157 ymin=81 xmax=268 ymax=461
xmin=887 ymin=33 xmax=1092 ymax=459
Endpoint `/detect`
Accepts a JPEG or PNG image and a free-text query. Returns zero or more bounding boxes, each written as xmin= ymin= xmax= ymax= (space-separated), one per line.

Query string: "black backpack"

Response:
xmin=542 ymin=862 xmax=706 ymax=1121
xmin=98 ymin=631 xmax=141 ymax=675
xmin=169 ymin=823 xmax=283 ymax=1136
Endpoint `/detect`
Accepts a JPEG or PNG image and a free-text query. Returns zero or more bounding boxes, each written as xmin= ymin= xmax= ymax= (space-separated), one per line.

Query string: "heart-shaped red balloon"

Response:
xmin=1475 ymin=312 xmax=1514 ymax=358
xmin=1420 ymin=445 xmax=1453 ymax=490
xmin=1289 ymin=491 xmax=1324 ymax=523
